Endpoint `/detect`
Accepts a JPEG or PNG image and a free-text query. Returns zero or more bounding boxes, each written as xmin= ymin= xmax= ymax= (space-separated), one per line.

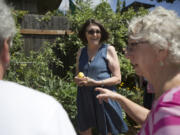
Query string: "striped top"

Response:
xmin=138 ymin=86 xmax=180 ymax=135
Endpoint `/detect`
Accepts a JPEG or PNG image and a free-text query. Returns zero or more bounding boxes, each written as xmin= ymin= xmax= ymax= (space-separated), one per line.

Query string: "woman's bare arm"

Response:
xmin=96 ymin=87 xmax=150 ymax=125
xmin=104 ymin=45 xmax=121 ymax=85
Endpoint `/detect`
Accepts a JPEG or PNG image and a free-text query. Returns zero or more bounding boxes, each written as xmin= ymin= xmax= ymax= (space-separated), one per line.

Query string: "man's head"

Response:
xmin=0 ymin=0 xmax=16 ymax=79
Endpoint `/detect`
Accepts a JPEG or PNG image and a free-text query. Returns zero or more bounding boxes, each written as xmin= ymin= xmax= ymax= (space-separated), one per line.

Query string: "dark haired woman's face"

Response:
xmin=85 ymin=24 xmax=101 ymax=45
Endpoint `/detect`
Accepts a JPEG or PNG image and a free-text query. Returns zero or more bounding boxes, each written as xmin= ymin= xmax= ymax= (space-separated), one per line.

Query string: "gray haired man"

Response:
xmin=0 ymin=1 xmax=76 ymax=134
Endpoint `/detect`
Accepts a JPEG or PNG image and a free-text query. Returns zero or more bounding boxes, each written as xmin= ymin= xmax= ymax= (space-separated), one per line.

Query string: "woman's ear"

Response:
xmin=157 ymin=48 xmax=168 ymax=62
xmin=0 ymin=38 xmax=10 ymax=68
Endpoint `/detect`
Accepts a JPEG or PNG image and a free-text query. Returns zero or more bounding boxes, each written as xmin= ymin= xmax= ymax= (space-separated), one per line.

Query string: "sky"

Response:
xmin=59 ymin=0 xmax=180 ymax=16
xmin=130 ymin=0 xmax=180 ymax=16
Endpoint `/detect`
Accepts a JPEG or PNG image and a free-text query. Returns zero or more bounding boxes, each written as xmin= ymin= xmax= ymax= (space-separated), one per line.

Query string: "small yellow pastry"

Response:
xmin=78 ymin=72 xmax=85 ymax=78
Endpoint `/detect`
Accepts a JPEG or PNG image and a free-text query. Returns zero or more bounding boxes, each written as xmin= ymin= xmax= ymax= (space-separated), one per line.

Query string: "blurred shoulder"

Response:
xmin=107 ymin=44 xmax=115 ymax=51
xmin=162 ymin=86 xmax=180 ymax=103
xmin=107 ymin=45 xmax=117 ymax=55
xmin=0 ymin=80 xmax=62 ymax=107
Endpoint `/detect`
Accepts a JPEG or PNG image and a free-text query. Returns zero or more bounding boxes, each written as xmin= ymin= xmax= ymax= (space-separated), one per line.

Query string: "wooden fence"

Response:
xmin=19 ymin=14 xmax=72 ymax=55
xmin=7 ymin=0 xmax=62 ymax=14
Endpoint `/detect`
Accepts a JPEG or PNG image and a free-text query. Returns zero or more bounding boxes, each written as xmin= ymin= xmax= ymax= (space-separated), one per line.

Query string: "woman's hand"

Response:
xmin=74 ymin=76 xmax=87 ymax=86
xmin=95 ymin=87 xmax=120 ymax=104
xmin=96 ymin=87 xmax=150 ymax=124
xmin=74 ymin=76 xmax=96 ymax=86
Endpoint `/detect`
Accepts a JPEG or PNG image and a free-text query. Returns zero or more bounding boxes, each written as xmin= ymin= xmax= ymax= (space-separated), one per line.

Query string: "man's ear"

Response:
xmin=0 ymin=38 xmax=10 ymax=67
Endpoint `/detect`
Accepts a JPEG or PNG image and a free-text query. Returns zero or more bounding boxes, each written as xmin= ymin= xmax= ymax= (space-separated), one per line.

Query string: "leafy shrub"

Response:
xmin=4 ymin=13 xmax=77 ymax=122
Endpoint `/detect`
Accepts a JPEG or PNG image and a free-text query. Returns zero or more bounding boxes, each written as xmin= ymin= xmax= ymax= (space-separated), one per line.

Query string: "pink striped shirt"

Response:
xmin=138 ymin=86 xmax=180 ymax=135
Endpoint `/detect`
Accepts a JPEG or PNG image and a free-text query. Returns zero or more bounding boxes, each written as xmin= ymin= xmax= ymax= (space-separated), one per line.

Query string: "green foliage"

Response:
xmin=5 ymin=11 xmax=77 ymax=122
xmin=12 ymin=10 xmax=29 ymax=24
xmin=35 ymin=10 xmax=63 ymax=22
xmin=117 ymin=84 xmax=143 ymax=126
xmin=5 ymin=30 xmax=78 ymax=123
xmin=119 ymin=53 xmax=134 ymax=79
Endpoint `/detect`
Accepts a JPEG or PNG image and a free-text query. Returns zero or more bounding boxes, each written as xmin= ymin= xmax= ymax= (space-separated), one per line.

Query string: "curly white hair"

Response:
xmin=0 ymin=0 xmax=16 ymax=50
xmin=128 ymin=6 xmax=180 ymax=64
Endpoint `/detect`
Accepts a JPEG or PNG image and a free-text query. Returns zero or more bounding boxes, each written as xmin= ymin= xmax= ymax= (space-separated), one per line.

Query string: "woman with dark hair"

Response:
xmin=74 ymin=19 xmax=128 ymax=135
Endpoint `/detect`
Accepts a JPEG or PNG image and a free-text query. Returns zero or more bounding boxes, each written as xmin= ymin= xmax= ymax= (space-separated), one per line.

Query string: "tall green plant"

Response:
xmin=5 ymin=10 xmax=78 ymax=124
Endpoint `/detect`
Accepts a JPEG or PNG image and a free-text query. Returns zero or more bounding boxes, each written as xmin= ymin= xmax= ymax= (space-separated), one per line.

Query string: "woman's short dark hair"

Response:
xmin=78 ymin=19 xmax=109 ymax=44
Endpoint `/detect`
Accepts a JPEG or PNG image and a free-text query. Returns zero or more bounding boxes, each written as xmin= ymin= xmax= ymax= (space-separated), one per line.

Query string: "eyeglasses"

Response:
xmin=125 ymin=41 xmax=148 ymax=53
xmin=87 ymin=29 xmax=101 ymax=35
